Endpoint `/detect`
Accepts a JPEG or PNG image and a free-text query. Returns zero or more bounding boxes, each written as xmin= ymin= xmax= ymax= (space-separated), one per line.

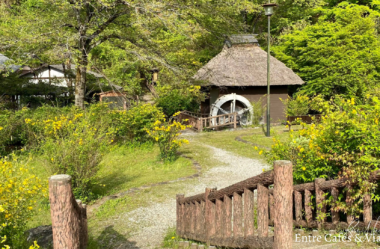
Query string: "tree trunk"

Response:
xmin=75 ymin=61 xmax=87 ymax=109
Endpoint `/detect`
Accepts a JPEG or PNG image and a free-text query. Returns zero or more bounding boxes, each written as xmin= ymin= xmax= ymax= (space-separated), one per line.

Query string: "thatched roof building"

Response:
xmin=194 ymin=35 xmax=303 ymax=87
xmin=194 ymin=34 xmax=304 ymax=124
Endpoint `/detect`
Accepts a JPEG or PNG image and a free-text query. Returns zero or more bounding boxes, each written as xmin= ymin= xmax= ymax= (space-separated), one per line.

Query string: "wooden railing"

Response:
xmin=178 ymin=111 xmax=237 ymax=132
xmin=177 ymin=162 xmax=380 ymax=248
xmin=49 ymin=175 xmax=88 ymax=249
xmin=176 ymin=161 xmax=293 ymax=249
xmin=286 ymin=170 xmax=380 ymax=230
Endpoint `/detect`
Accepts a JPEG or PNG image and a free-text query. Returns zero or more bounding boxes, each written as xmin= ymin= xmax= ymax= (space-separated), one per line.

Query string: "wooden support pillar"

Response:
xmin=244 ymin=188 xmax=254 ymax=237
xmin=234 ymin=112 xmax=237 ymax=129
xmin=269 ymin=193 xmax=274 ymax=223
xmin=223 ymin=194 xmax=232 ymax=238
xmin=205 ymin=188 xmax=216 ymax=245
xmin=176 ymin=194 xmax=184 ymax=236
xmin=315 ymin=178 xmax=326 ymax=229
xmin=184 ymin=202 xmax=190 ymax=236
xmin=331 ymin=187 xmax=339 ymax=224
xmin=257 ymin=184 xmax=269 ymax=237
xmin=273 ymin=160 xmax=293 ymax=249
xmin=294 ymin=191 xmax=302 ymax=222
xmin=363 ymin=194 xmax=372 ymax=226
xmin=49 ymin=175 xmax=88 ymax=249
xmin=304 ymin=189 xmax=313 ymax=226
xmin=233 ymin=192 xmax=243 ymax=237
xmin=215 ymin=199 xmax=223 ymax=239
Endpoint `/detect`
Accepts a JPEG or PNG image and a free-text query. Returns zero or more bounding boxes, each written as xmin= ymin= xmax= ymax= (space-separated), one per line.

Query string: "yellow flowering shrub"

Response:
xmin=146 ymin=120 xmax=190 ymax=161
xmin=0 ymin=159 xmax=47 ymax=248
xmin=266 ymin=95 xmax=380 ymax=217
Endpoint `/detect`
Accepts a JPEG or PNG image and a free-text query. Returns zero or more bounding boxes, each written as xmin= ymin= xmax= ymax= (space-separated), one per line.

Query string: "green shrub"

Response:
xmin=113 ymin=104 xmax=166 ymax=142
xmin=156 ymin=87 xmax=202 ymax=117
xmin=266 ymin=95 xmax=380 ymax=217
xmin=147 ymin=120 xmax=189 ymax=161
xmin=280 ymin=95 xmax=310 ymax=117
xmin=0 ymin=158 xmax=47 ymax=248
xmin=250 ymin=99 xmax=265 ymax=126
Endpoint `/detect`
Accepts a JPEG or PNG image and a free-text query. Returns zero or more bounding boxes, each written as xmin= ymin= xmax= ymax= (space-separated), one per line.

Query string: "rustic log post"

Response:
xmin=331 ymin=187 xmax=339 ymax=225
xmin=190 ymin=202 xmax=196 ymax=237
xmin=205 ymin=188 xmax=216 ymax=245
xmin=273 ymin=160 xmax=293 ymax=249
xmin=223 ymin=194 xmax=232 ymax=238
xmin=294 ymin=191 xmax=302 ymax=222
xmin=200 ymin=201 xmax=206 ymax=241
xmin=244 ymin=188 xmax=254 ymax=237
xmin=346 ymin=186 xmax=354 ymax=224
xmin=234 ymin=112 xmax=237 ymax=129
xmin=315 ymin=178 xmax=326 ymax=229
xmin=215 ymin=199 xmax=223 ymax=239
xmin=49 ymin=174 xmax=87 ymax=249
xmin=197 ymin=118 xmax=202 ymax=132
xmin=257 ymin=184 xmax=269 ymax=237
xmin=184 ymin=202 xmax=190 ymax=237
xmin=176 ymin=194 xmax=184 ymax=236
xmin=195 ymin=201 xmax=201 ymax=239
xmin=363 ymin=194 xmax=372 ymax=226
xmin=269 ymin=193 xmax=274 ymax=224
xmin=304 ymin=189 xmax=313 ymax=226
xmin=233 ymin=192 xmax=243 ymax=237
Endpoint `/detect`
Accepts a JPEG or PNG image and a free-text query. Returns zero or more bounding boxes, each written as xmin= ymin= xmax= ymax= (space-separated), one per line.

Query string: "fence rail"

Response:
xmin=49 ymin=175 xmax=88 ymax=249
xmin=177 ymin=162 xmax=380 ymax=248
xmin=178 ymin=111 xmax=237 ymax=132
xmin=176 ymin=160 xmax=293 ymax=249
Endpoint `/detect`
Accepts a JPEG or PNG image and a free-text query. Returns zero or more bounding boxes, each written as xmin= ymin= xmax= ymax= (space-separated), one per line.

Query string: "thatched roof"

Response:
xmin=194 ymin=40 xmax=304 ymax=87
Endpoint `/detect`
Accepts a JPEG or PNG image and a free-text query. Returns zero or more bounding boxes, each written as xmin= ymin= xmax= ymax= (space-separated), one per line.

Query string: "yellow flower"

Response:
xmin=254 ymin=146 xmax=258 ymax=150
xmin=262 ymin=169 xmax=265 ymax=172
xmin=302 ymin=167 xmax=306 ymax=171
xmin=259 ymin=150 xmax=263 ymax=155
xmin=27 ymin=206 xmax=33 ymax=210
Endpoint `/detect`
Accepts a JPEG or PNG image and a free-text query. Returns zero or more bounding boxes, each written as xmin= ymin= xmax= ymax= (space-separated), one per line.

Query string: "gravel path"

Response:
xmin=122 ymin=144 xmax=270 ymax=248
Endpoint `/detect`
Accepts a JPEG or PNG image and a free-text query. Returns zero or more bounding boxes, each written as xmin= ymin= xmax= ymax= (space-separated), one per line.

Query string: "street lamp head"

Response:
xmin=263 ymin=3 xmax=277 ymax=16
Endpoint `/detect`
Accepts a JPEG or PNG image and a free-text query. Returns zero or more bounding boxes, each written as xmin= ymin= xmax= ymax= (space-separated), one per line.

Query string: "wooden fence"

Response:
xmin=177 ymin=111 xmax=237 ymax=132
xmin=177 ymin=162 xmax=380 ymax=248
xmin=49 ymin=175 xmax=88 ymax=249
xmin=176 ymin=160 xmax=293 ymax=249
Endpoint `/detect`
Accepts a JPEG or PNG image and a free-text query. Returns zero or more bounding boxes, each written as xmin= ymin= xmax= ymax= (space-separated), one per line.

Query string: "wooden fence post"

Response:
xmin=205 ymin=188 xmax=216 ymax=245
xmin=315 ymin=178 xmax=326 ymax=229
xmin=331 ymin=187 xmax=339 ymax=224
xmin=223 ymin=194 xmax=232 ymax=239
xmin=233 ymin=112 xmax=237 ymax=129
xmin=257 ymin=184 xmax=269 ymax=237
xmin=273 ymin=160 xmax=293 ymax=249
xmin=176 ymin=194 xmax=184 ymax=236
xmin=244 ymin=188 xmax=254 ymax=237
xmin=198 ymin=118 xmax=203 ymax=132
xmin=304 ymin=189 xmax=313 ymax=226
xmin=364 ymin=194 xmax=372 ymax=226
xmin=346 ymin=186 xmax=354 ymax=224
xmin=49 ymin=174 xmax=88 ymax=249
xmin=233 ymin=192 xmax=243 ymax=237
xmin=269 ymin=194 xmax=274 ymax=224
xmin=294 ymin=191 xmax=302 ymax=222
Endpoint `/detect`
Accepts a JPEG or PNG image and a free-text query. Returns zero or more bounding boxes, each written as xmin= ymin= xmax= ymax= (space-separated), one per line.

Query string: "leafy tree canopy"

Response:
xmin=272 ymin=2 xmax=380 ymax=99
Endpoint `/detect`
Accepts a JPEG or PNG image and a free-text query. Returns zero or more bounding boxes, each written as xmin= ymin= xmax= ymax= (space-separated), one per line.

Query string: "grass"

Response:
xmin=26 ymin=142 xmax=196 ymax=230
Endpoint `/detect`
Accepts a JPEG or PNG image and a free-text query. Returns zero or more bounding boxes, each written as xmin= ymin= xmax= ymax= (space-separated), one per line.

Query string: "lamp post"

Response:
xmin=263 ymin=1 xmax=277 ymax=137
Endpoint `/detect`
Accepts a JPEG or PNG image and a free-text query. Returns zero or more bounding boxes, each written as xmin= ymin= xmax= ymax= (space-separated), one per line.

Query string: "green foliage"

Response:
xmin=0 ymin=158 xmax=47 ymax=248
xmin=280 ymin=95 xmax=310 ymax=116
xmin=273 ymin=3 xmax=380 ymax=99
xmin=156 ymin=87 xmax=202 ymax=117
xmin=250 ymin=99 xmax=265 ymax=126
xmin=266 ymin=95 xmax=380 ymax=216
xmin=113 ymin=104 xmax=166 ymax=142
xmin=147 ymin=120 xmax=190 ymax=162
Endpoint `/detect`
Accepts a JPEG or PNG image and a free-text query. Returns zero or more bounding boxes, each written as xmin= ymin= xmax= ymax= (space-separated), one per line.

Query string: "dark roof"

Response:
xmin=226 ymin=34 xmax=259 ymax=46
xmin=0 ymin=54 xmax=21 ymax=72
xmin=19 ymin=63 xmax=103 ymax=78
xmin=194 ymin=43 xmax=304 ymax=87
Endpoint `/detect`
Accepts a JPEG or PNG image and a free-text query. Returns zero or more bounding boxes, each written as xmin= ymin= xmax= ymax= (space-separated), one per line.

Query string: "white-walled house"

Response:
xmin=18 ymin=64 xmax=103 ymax=88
